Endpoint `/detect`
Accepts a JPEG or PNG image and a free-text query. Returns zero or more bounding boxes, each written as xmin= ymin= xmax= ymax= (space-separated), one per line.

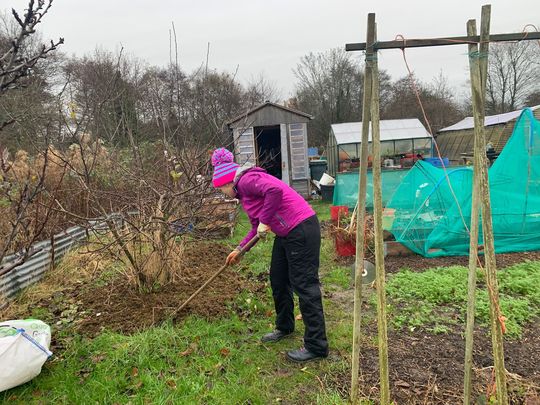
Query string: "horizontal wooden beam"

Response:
xmin=346 ymin=31 xmax=540 ymax=51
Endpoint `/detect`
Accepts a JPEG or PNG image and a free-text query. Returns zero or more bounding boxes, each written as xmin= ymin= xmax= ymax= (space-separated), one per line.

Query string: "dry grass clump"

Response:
xmin=122 ymin=237 xmax=186 ymax=288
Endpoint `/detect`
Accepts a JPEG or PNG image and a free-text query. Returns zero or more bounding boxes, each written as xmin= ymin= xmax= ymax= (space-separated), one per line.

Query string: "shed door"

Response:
xmin=235 ymin=127 xmax=256 ymax=166
xmin=288 ymin=123 xmax=309 ymax=180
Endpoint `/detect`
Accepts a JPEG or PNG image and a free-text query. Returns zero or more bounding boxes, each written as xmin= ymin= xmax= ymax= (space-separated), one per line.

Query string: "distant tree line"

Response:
xmin=292 ymin=45 xmax=540 ymax=148
xmin=1 ymin=7 xmax=539 ymax=152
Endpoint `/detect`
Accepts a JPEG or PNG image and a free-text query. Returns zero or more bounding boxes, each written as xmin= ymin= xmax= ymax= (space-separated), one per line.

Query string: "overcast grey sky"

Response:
xmin=7 ymin=0 xmax=540 ymax=99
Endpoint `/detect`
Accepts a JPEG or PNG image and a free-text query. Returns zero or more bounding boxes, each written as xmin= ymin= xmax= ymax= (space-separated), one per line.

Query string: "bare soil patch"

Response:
xmin=1 ymin=241 xmax=262 ymax=340
xmin=325 ymin=286 xmax=540 ymax=404
xmin=385 ymin=250 xmax=540 ymax=274
xmin=368 ymin=324 xmax=538 ymax=404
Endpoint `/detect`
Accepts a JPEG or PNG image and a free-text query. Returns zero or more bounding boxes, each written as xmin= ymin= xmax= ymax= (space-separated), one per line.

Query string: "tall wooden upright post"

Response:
xmin=463 ymin=20 xmax=482 ymax=405
xmin=463 ymin=11 xmax=490 ymax=405
xmin=351 ymin=12 xmax=375 ymax=404
xmin=467 ymin=5 xmax=508 ymax=404
xmin=369 ymin=20 xmax=391 ymax=404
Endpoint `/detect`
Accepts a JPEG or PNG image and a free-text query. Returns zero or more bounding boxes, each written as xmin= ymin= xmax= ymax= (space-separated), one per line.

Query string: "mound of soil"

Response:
xmin=5 ymin=242 xmax=264 ymax=339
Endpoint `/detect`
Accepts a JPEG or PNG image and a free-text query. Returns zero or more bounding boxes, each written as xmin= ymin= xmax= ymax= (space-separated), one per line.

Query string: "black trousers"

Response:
xmin=270 ymin=215 xmax=328 ymax=356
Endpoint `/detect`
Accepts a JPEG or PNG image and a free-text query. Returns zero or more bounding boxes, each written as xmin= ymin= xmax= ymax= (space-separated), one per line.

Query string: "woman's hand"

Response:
xmin=225 ymin=248 xmax=242 ymax=265
xmin=257 ymin=223 xmax=271 ymax=239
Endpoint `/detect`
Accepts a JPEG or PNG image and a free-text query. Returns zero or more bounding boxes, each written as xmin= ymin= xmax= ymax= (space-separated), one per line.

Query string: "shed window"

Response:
xmin=237 ymin=127 xmax=255 ymax=165
xmin=289 ymin=123 xmax=308 ymax=180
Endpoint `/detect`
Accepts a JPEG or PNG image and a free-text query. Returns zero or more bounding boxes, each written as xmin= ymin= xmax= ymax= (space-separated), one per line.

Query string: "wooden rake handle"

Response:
xmin=173 ymin=235 xmax=260 ymax=315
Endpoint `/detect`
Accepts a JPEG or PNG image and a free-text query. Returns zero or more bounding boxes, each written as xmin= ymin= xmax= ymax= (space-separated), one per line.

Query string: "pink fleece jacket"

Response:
xmin=235 ymin=167 xmax=315 ymax=249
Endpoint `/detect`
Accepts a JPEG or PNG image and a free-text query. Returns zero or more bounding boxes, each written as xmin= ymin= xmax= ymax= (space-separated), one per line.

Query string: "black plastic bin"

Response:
xmin=309 ymin=160 xmax=328 ymax=182
xmin=320 ymin=184 xmax=334 ymax=202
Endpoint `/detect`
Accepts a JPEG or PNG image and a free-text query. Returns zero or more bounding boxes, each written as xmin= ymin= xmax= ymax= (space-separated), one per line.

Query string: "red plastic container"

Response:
xmin=330 ymin=205 xmax=349 ymax=222
xmin=335 ymin=234 xmax=356 ymax=256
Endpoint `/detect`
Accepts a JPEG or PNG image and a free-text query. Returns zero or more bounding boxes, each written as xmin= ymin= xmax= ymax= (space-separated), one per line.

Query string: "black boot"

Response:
xmin=286 ymin=347 xmax=327 ymax=362
xmin=260 ymin=330 xmax=292 ymax=343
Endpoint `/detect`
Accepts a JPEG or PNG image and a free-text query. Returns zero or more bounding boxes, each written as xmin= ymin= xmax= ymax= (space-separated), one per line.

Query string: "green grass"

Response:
xmin=2 ymin=317 xmax=348 ymax=404
xmin=386 ymin=262 xmax=540 ymax=338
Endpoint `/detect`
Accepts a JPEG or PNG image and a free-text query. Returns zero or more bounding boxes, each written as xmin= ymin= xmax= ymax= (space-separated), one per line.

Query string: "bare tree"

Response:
xmin=48 ymin=49 xmax=238 ymax=291
xmin=382 ymin=73 xmax=464 ymax=133
xmin=0 ymin=0 xmax=62 ymax=277
xmin=486 ymin=41 xmax=540 ymax=114
xmin=525 ymin=89 xmax=540 ymax=107
xmin=244 ymin=73 xmax=280 ymax=106
xmin=293 ymin=48 xmax=392 ymax=147
xmin=0 ymin=0 xmax=63 ymax=96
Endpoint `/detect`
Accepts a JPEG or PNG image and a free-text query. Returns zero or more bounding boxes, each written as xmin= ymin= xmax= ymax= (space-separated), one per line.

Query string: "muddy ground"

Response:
xmin=73 ymin=242 xmax=264 ymax=337
xmin=1 ymin=242 xmax=263 ymax=341
xmin=329 ymin=320 xmax=540 ymax=404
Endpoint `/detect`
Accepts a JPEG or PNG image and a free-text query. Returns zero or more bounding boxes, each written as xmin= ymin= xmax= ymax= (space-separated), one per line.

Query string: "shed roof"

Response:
xmin=438 ymin=105 xmax=540 ymax=133
xmin=227 ymin=101 xmax=313 ymax=126
xmin=331 ymin=119 xmax=432 ymax=145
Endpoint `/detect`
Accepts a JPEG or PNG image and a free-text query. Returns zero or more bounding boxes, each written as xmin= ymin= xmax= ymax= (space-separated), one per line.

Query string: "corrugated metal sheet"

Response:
xmin=436 ymin=107 xmax=540 ymax=161
xmin=439 ymin=105 xmax=540 ymax=132
xmin=331 ymin=119 xmax=432 ymax=145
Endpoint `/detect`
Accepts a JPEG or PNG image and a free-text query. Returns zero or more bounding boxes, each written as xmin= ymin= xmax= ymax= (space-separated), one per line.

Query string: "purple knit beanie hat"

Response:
xmin=211 ymin=148 xmax=240 ymax=187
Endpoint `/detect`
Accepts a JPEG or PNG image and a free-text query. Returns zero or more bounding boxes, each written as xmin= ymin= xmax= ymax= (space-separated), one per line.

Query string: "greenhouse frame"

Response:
xmin=326 ymin=118 xmax=434 ymax=176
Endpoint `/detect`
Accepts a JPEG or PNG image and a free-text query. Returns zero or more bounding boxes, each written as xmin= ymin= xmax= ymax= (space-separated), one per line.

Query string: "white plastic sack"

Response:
xmin=0 ymin=319 xmax=52 ymax=392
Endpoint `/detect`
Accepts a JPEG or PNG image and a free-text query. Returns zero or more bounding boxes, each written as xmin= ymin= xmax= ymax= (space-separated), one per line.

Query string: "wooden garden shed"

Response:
xmin=227 ymin=101 xmax=313 ymax=197
xmin=437 ymin=105 xmax=540 ymax=164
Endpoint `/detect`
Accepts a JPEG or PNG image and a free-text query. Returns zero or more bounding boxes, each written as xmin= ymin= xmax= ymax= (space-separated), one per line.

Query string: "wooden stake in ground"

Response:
xmin=351 ymin=12 xmax=375 ymax=404
xmin=369 ymin=19 xmax=391 ymax=404
xmin=463 ymin=12 xmax=489 ymax=405
xmin=466 ymin=5 xmax=508 ymax=404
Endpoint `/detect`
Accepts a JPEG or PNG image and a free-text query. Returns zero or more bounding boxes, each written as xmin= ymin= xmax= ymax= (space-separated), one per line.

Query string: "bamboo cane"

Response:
xmin=466 ymin=5 xmax=508 ymax=404
xmin=463 ymin=16 xmax=487 ymax=405
xmin=370 ymin=21 xmax=391 ymax=404
xmin=351 ymin=13 xmax=375 ymax=404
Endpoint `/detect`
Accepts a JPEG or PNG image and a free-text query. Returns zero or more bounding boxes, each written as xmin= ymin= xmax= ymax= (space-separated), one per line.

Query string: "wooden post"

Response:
xmin=467 ymin=5 xmax=508 ymax=404
xmin=49 ymin=235 xmax=55 ymax=271
xmin=463 ymin=19 xmax=481 ymax=405
xmin=370 ymin=21 xmax=391 ymax=405
xmin=351 ymin=12 xmax=375 ymax=404
xmin=463 ymin=12 xmax=489 ymax=405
